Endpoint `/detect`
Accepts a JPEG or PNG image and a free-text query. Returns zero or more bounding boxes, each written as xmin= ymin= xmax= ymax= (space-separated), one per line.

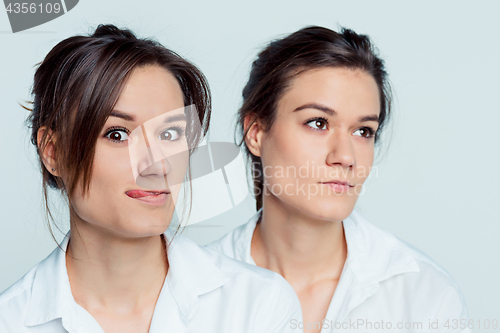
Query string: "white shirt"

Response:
xmin=207 ymin=208 xmax=471 ymax=333
xmin=0 ymin=230 xmax=302 ymax=333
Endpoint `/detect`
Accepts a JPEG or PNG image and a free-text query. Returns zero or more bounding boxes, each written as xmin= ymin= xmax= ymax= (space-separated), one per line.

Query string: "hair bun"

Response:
xmin=91 ymin=24 xmax=136 ymax=39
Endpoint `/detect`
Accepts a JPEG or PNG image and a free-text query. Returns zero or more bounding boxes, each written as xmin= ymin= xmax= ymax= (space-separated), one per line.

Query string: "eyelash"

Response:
xmin=356 ymin=127 xmax=376 ymax=139
xmin=161 ymin=125 xmax=185 ymax=141
xmin=103 ymin=125 xmax=186 ymax=143
xmin=104 ymin=126 xmax=130 ymax=143
xmin=305 ymin=117 xmax=329 ymax=131
xmin=304 ymin=117 xmax=377 ymax=139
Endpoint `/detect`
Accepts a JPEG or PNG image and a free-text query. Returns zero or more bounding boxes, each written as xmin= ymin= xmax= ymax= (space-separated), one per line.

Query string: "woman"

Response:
xmin=0 ymin=24 xmax=302 ymax=333
xmin=208 ymin=26 xmax=470 ymax=332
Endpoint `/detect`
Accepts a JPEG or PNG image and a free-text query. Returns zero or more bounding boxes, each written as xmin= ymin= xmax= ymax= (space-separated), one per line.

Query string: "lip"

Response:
xmin=125 ymin=189 xmax=170 ymax=206
xmin=320 ymin=180 xmax=354 ymax=193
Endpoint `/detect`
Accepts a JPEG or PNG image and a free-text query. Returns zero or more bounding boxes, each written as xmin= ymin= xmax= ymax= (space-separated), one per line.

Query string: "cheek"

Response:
xmin=354 ymin=143 xmax=375 ymax=183
xmin=72 ymin=145 xmax=133 ymax=216
xmin=168 ymin=153 xmax=189 ymax=203
xmin=93 ymin=145 xmax=133 ymax=187
xmin=262 ymin=122 xmax=320 ymax=172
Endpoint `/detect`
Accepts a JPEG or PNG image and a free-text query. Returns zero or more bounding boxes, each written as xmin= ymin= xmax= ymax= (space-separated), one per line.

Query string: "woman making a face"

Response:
xmin=0 ymin=24 xmax=302 ymax=333
xmin=208 ymin=26 xmax=469 ymax=333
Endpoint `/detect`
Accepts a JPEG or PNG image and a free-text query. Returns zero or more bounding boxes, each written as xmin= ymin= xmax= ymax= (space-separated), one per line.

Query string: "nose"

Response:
xmin=325 ymin=129 xmax=356 ymax=169
xmin=129 ymin=124 xmax=172 ymax=189
xmin=139 ymin=157 xmax=171 ymax=178
xmin=137 ymin=124 xmax=172 ymax=175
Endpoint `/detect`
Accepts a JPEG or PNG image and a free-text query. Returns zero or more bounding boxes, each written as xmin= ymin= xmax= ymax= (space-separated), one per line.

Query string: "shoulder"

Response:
xmin=397 ymin=238 xmax=467 ymax=310
xmin=349 ymin=211 xmax=468 ymax=317
xmin=379 ymin=239 xmax=469 ymax=322
xmin=0 ymin=264 xmax=38 ymax=330
xmin=205 ymin=213 xmax=257 ymax=262
xmin=398 ymin=236 xmax=460 ymax=283
xmin=200 ymin=243 xmax=302 ymax=331
xmin=182 ymin=236 xmax=302 ymax=331
xmin=0 ymin=264 xmax=38 ymax=305
xmin=205 ymin=223 xmax=247 ymax=254
xmin=350 ymin=209 xmax=461 ymax=282
xmin=171 ymin=231 xmax=281 ymax=285
xmin=200 ymin=245 xmax=277 ymax=282
xmin=387 ymin=227 xmax=465 ymax=304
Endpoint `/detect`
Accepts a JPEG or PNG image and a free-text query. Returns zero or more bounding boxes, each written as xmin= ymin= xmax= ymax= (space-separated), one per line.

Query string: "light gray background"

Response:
xmin=1 ymin=0 xmax=498 ymax=329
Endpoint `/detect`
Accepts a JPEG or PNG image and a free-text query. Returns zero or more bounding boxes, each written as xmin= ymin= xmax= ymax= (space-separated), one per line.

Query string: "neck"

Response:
xmin=66 ymin=211 xmax=168 ymax=313
xmin=252 ymin=195 xmax=347 ymax=285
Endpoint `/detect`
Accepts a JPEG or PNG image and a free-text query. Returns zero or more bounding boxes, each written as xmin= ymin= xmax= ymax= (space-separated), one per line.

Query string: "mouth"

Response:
xmin=125 ymin=189 xmax=170 ymax=205
xmin=320 ymin=180 xmax=354 ymax=193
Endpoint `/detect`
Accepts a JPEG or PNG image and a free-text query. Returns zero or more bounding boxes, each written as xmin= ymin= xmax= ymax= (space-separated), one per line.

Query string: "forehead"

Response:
xmin=113 ymin=65 xmax=185 ymax=124
xmin=279 ymin=67 xmax=381 ymax=117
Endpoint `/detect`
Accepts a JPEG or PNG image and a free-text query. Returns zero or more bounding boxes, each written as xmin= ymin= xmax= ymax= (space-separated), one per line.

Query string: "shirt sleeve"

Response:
xmin=435 ymin=285 xmax=471 ymax=333
xmin=260 ymin=273 xmax=303 ymax=333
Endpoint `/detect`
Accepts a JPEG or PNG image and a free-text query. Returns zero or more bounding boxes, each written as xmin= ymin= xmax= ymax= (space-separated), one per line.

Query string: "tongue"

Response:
xmin=126 ymin=190 xmax=161 ymax=198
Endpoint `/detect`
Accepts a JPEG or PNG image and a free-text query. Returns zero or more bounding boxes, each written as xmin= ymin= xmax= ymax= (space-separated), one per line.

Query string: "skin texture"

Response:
xmin=38 ymin=65 xmax=188 ymax=333
xmin=245 ymin=67 xmax=381 ymax=333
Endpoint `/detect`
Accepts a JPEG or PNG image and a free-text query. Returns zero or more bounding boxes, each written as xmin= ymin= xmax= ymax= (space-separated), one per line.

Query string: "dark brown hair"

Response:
xmin=27 ymin=24 xmax=211 ymax=237
xmin=237 ymin=26 xmax=392 ymax=211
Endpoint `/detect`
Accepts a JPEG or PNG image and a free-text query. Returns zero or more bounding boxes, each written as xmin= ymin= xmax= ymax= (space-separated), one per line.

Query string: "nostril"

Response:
xmin=137 ymin=158 xmax=172 ymax=177
xmin=139 ymin=163 xmax=160 ymax=176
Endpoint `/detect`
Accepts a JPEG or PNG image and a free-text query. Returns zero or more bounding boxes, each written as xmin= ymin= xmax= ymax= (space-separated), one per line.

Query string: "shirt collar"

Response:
xmin=25 ymin=233 xmax=73 ymax=327
xmin=238 ymin=207 xmax=419 ymax=286
xmin=342 ymin=210 xmax=420 ymax=286
xmin=24 ymin=229 xmax=231 ymax=327
xmin=162 ymin=228 xmax=231 ymax=320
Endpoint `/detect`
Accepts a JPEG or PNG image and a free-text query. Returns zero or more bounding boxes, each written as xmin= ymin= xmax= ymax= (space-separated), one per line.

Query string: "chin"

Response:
xmin=111 ymin=216 xmax=171 ymax=239
xmin=121 ymin=226 xmax=170 ymax=239
xmin=290 ymin=195 xmax=356 ymax=223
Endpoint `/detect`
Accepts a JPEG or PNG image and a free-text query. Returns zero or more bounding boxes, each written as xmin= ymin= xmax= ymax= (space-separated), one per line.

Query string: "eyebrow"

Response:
xmin=109 ymin=110 xmax=187 ymax=123
xmin=164 ymin=114 xmax=187 ymax=123
xmin=293 ymin=103 xmax=379 ymax=123
xmin=294 ymin=103 xmax=335 ymax=115
xmin=110 ymin=110 xmax=135 ymax=122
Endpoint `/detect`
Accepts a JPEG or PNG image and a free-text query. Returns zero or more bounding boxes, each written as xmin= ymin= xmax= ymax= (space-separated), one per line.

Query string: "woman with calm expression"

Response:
xmin=208 ymin=26 xmax=469 ymax=333
xmin=0 ymin=24 xmax=302 ymax=333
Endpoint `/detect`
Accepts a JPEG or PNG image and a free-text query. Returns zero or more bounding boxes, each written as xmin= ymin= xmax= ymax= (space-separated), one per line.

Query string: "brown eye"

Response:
xmin=306 ymin=118 xmax=328 ymax=130
xmin=105 ymin=129 xmax=129 ymax=142
xmin=353 ymin=127 xmax=375 ymax=138
xmin=158 ymin=127 xmax=183 ymax=141
xmin=160 ymin=131 xmax=172 ymax=140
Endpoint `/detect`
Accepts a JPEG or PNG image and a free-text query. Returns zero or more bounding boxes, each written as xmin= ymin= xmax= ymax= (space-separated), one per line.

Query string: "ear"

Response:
xmin=37 ymin=126 xmax=58 ymax=176
xmin=243 ymin=114 xmax=264 ymax=157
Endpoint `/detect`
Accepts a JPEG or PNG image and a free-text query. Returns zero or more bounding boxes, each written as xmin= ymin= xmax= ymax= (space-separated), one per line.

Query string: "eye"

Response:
xmin=159 ymin=126 xmax=184 ymax=141
xmin=104 ymin=127 xmax=130 ymax=143
xmin=353 ymin=127 xmax=376 ymax=138
xmin=305 ymin=117 xmax=328 ymax=130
